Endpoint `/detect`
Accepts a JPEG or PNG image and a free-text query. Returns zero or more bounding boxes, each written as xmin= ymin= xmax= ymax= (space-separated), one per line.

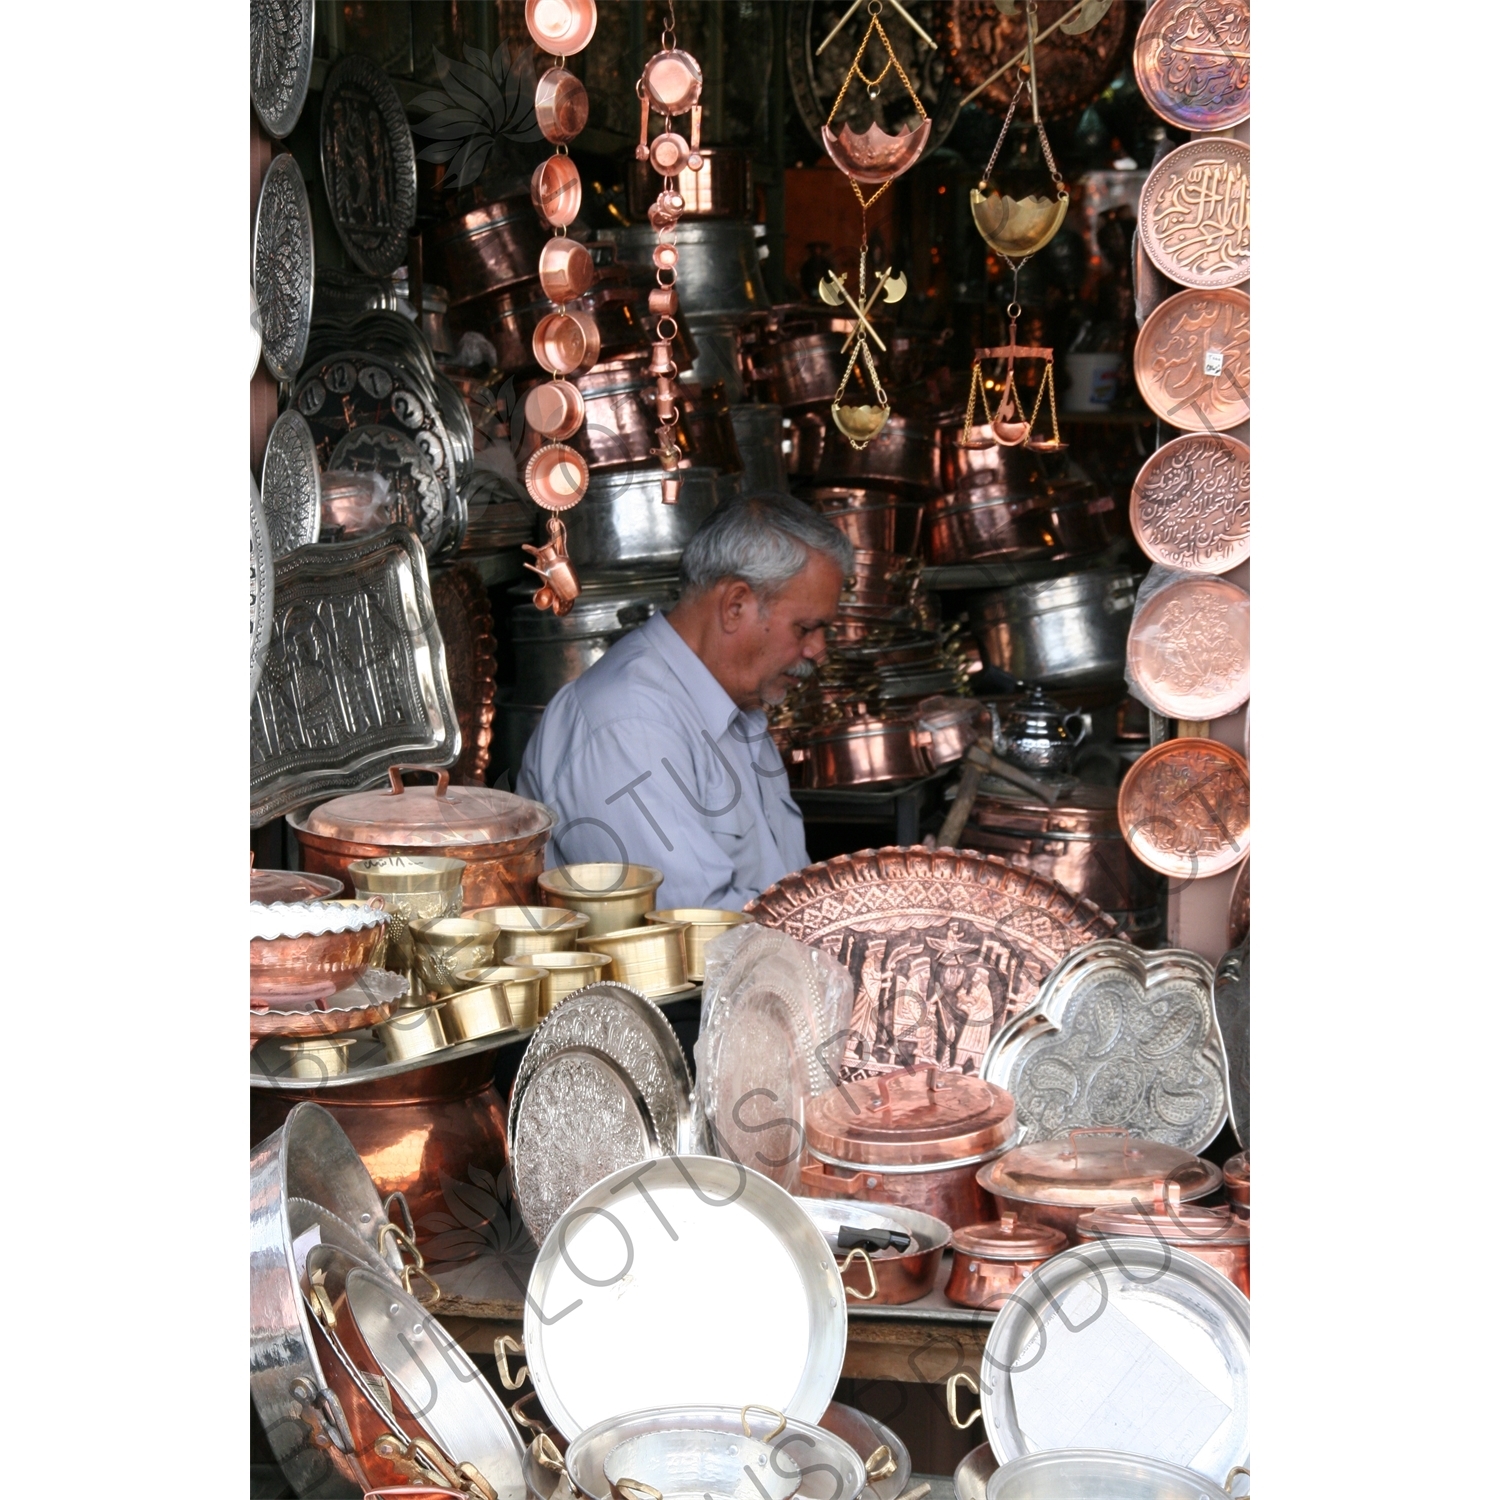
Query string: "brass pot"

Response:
xmin=374 ymin=1003 xmax=450 ymax=1063
xmin=538 ymin=862 xmax=664 ymax=937
xmin=455 ymin=964 xmax=546 ymax=1031
xmin=471 ymin=904 xmax=589 ymax=958
xmin=943 ymin=1214 xmax=1067 ymax=1309
xmin=410 ymin=917 xmax=502 ymax=997
xmin=527 ymin=950 xmax=612 ymax=1013
xmin=580 ymin=921 xmax=689 ymax=997
xmin=349 ymin=855 xmax=467 ymax=979
xmin=278 ymin=1036 xmax=357 ymax=1080
xmin=644 ymin=908 xmax=747 ymax=981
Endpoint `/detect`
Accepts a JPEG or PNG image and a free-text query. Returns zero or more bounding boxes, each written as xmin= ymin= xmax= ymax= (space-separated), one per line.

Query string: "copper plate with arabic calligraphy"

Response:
xmin=1128 ymin=575 xmax=1250 ymax=721
xmin=1139 ymin=139 xmax=1249 ymax=290
xmin=744 ymin=847 xmax=1116 ymax=1082
xmin=1117 ymin=738 xmax=1249 ymax=880
xmin=1134 ymin=287 xmax=1249 ymax=433
xmin=1134 ymin=0 xmax=1250 ymax=132
xmin=1130 ymin=433 xmax=1249 ymax=574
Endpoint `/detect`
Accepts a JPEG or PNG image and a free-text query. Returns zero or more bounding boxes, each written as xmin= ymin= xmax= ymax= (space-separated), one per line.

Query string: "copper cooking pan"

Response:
xmin=535 ymin=67 xmax=589 ymax=144
xmin=815 ymin=412 xmax=936 ymax=494
xmin=809 ymin=487 xmax=925 ymax=554
xmin=924 ymin=487 xmax=1051 ymax=567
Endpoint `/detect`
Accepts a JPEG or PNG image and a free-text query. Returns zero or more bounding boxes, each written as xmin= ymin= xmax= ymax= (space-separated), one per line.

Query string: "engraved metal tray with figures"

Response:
xmin=250 ymin=526 xmax=460 ymax=827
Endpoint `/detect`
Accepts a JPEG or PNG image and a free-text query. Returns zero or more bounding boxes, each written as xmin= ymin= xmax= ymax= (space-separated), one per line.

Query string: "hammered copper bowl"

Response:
xmin=454 ymin=964 xmax=546 ymax=1031
xmin=250 ymin=906 xmax=390 ymax=1009
xmin=644 ymin=908 xmax=747 ymax=981
xmin=527 ymin=950 xmax=612 ymax=1013
xmin=410 ymin=917 xmax=502 ymax=997
xmin=470 ymin=903 xmax=589 ymax=959
xmin=580 ymin=921 xmax=689 ymax=997
xmin=538 ymin=862 xmax=665 ymax=937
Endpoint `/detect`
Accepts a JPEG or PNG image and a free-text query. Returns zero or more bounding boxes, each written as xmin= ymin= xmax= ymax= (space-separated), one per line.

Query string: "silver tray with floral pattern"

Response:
xmin=251 ymin=476 xmax=275 ymax=706
xmin=251 ymin=0 xmax=315 ymax=139
xmin=260 ymin=408 xmax=322 ymax=557
xmin=253 ymin=153 xmax=315 ymax=383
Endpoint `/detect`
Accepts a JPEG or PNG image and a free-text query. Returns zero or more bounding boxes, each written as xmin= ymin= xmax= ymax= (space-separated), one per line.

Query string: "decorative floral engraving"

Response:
xmin=251 ymin=0 xmax=315 ymax=138
xmin=253 ymin=154 xmax=314 ymax=383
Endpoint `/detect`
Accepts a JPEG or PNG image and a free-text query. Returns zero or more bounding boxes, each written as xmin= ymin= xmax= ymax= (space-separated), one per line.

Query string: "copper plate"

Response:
xmin=1135 ymin=287 xmax=1249 ymax=432
xmin=1134 ymin=0 xmax=1251 ymax=132
xmin=744 ymin=848 xmax=1116 ymax=1080
xmin=531 ymin=154 xmax=582 ymax=229
xmin=1139 ymin=138 xmax=1249 ymax=290
xmin=1130 ymin=432 xmax=1249 ymax=574
xmin=1117 ymin=738 xmax=1249 ymax=880
xmin=430 ymin=563 xmax=497 ymax=787
xmin=1128 ymin=575 xmax=1250 ymax=721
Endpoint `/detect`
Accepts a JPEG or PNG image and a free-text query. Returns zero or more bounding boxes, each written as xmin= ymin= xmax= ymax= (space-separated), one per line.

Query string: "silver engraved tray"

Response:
xmin=981 ymin=939 xmax=1227 ymax=1155
xmin=251 ymin=0 xmax=315 ymax=139
xmin=250 ymin=526 xmax=460 ymax=827
xmin=253 ymin=152 xmax=315 ymax=384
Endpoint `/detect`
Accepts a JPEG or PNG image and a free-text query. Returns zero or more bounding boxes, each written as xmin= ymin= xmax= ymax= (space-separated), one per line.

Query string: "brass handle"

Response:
xmin=458 ymin=1462 xmax=499 ymax=1500
xmin=740 ymin=1404 xmax=787 ymax=1441
xmin=511 ymin=1392 xmax=548 ymax=1434
xmin=1224 ymin=1466 xmax=1250 ymax=1498
xmin=615 ymin=1482 xmax=663 ymax=1500
xmin=307 ymin=1267 xmax=338 ymax=1329
xmin=532 ymin=1433 xmax=567 ymax=1475
xmin=946 ymin=1372 xmax=983 ymax=1430
xmin=389 ymin=765 xmax=451 ymax=798
xmin=404 ymin=1261 xmax=443 ymax=1309
xmin=495 ymin=1334 xmax=529 ymax=1391
xmin=863 ymin=1444 xmax=897 ymax=1483
xmin=838 ymin=1246 xmax=880 ymax=1301
xmin=894 ymin=1486 xmax=932 ymax=1500
xmin=378 ymin=1222 xmax=441 ymax=1307
xmin=375 ymin=1433 xmax=464 ymax=1492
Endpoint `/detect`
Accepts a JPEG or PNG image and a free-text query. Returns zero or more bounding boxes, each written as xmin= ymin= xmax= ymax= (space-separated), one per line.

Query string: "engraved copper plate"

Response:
xmin=1130 ymin=433 xmax=1249 ymax=574
xmin=431 ymin=563 xmax=497 ymax=786
xmin=250 ymin=527 xmax=460 ymax=827
xmin=1117 ymin=738 xmax=1249 ymax=880
xmin=744 ymin=848 xmax=1116 ymax=1081
xmin=1226 ymin=854 xmax=1249 ymax=949
xmin=1138 ymin=138 xmax=1249 ymax=290
xmin=251 ymin=0 xmax=315 ymax=139
xmin=1134 ymin=0 xmax=1250 ymax=132
xmin=980 ymin=939 xmax=1227 ymax=1155
xmin=253 ymin=153 xmax=315 ymax=383
xmin=319 ymin=54 xmax=417 ymax=277
xmin=260 ymin=408 xmax=322 ymax=558
xmin=1134 ymin=287 xmax=1249 ymax=432
xmin=1128 ymin=575 xmax=1250 ymax=721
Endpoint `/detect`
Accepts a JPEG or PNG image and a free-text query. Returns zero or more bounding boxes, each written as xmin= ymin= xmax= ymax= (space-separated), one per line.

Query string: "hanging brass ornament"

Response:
xmin=820 ymin=2 xmax=931 ymax=187
xmin=959 ymin=311 xmax=1065 ymax=454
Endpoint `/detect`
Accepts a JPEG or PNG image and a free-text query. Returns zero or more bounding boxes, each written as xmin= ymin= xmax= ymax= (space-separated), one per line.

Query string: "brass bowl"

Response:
xmin=644 ymin=908 xmax=747 ymax=981
xmin=350 ymin=855 xmax=466 ymax=976
xmin=538 ymin=862 xmax=664 ymax=937
xmin=277 ymin=1037 xmax=357 ymax=1080
xmin=580 ymin=921 xmax=689 ymax=998
xmin=451 ymin=964 xmax=546 ymax=1034
xmin=410 ymin=916 xmax=502 ymax=997
xmin=527 ymin=950 xmax=612 ymax=1014
xmin=969 ymin=187 xmax=1069 ymax=259
xmin=831 ymin=402 xmax=891 ymax=447
xmin=374 ymin=1002 xmax=450 ymax=1063
xmin=470 ymin=903 xmax=590 ymax=957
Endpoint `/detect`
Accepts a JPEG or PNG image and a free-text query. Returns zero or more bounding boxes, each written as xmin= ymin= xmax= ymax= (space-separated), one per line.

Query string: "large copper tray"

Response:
xmin=1127 ymin=574 xmax=1250 ymax=721
xmin=1134 ymin=287 xmax=1249 ymax=433
xmin=1117 ymin=738 xmax=1249 ymax=880
xmin=745 ymin=848 xmax=1116 ymax=1081
xmin=1130 ymin=432 xmax=1249 ymax=574
xmin=1134 ymin=0 xmax=1250 ymax=132
xmin=1138 ymin=138 xmax=1249 ymax=290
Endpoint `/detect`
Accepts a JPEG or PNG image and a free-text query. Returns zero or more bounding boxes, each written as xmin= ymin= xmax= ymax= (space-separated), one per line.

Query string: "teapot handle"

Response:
xmin=1063 ymin=710 xmax=1089 ymax=748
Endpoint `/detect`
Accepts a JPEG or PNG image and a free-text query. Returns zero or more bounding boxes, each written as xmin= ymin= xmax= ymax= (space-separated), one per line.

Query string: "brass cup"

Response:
xmin=469 ymin=904 xmax=589 ymax=958
xmin=580 ymin=921 xmax=689 ymax=998
xmin=538 ymin=862 xmax=665 ymax=938
xmin=278 ymin=1037 xmax=356 ymax=1080
xmin=410 ymin=917 xmax=501 ymax=997
xmin=351 ymin=856 xmax=466 ymax=979
xmin=527 ymin=950 xmax=612 ymax=1015
xmin=644 ymin=908 xmax=748 ymax=982
xmin=452 ymin=964 xmax=546 ymax=1034
xmin=374 ymin=1003 xmax=449 ymax=1063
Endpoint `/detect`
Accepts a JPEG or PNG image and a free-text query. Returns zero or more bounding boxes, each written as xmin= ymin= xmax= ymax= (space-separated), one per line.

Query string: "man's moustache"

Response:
xmin=785 ymin=658 xmax=816 ymax=680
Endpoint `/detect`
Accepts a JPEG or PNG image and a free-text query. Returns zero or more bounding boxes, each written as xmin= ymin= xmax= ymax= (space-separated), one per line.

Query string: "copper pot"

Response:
xmin=1224 ymin=1149 xmax=1250 ymax=1213
xmin=943 ymin=1214 xmax=1067 ymax=1309
xmin=976 ymin=1126 xmax=1222 ymax=1244
xmin=758 ymin=332 xmax=846 ymax=410
xmin=816 ymin=413 xmax=936 ymax=495
xmin=798 ymin=1198 xmax=952 ymax=1307
xmin=801 ymin=713 xmax=932 ymax=788
xmin=915 ymin=696 xmax=992 ymax=768
xmin=1044 ymin=487 xmax=1121 ymax=556
xmin=785 ymin=409 xmax=826 ymax=477
xmin=537 ymin=236 xmax=595 ymax=304
xmin=250 ymin=1042 xmax=510 ymax=1260
xmin=287 ymin=766 xmax=555 ymax=912
xmin=810 ymin=487 xmax=925 ymax=554
xmin=1077 ymin=1181 xmax=1250 ymax=1296
xmin=799 ymin=1066 xmax=1016 ymax=1228
xmin=923 ymin=487 xmax=1052 ymax=567
xmin=424 ymin=195 xmax=547 ymax=306
xmin=935 ymin=417 xmax=1045 ymax=496
xmin=535 ymin=67 xmax=590 ymax=143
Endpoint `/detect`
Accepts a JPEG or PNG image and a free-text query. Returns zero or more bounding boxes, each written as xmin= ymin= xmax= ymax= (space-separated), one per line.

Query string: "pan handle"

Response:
xmin=740 ymin=1405 xmax=788 ymax=1441
xmin=389 ymin=765 xmax=452 ymax=798
xmin=863 ymin=1445 xmax=897 ymax=1483
xmin=1224 ymin=1466 xmax=1250 ymax=1498
xmin=615 ymin=1482 xmax=663 ymax=1500
xmin=945 ymin=1372 xmax=983 ymax=1431
xmin=511 ymin=1392 xmax=549 ymax=1434
xmin=531 ymin=1433 xmax=567 ymax=1475
xmin=495 ymin=1335 xmax=529 ymax=1391
xmin=837 ymin=1246 xmax=880 ymax=1301
xmin=378 ymin=1222 xmax=441 ymax=1309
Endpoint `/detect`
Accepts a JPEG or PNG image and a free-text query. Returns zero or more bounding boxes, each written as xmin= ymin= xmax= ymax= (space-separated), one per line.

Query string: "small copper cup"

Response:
xmin=535 ymin=68 xmax=589 ymax=144
xmin=531 ymin=154 xmax=582 ymax=229
xmin=525 ymin=0 xmax=597 ymax=55
xmin=532 ymin=310 xmax=600 ymax=376
xmin=524 ymin=442 xmax=590 ymax=510
xmin=523 ymin=380 xmax=586 ymax=441
xmin=537 ymin=236 xmax=595 ymax=304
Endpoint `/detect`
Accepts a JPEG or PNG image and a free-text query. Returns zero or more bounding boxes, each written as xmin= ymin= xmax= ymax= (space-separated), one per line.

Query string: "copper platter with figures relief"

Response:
xmin=1139 ymin=138 xmax=1249 ymax=290
xmin=1128 ymin=575 xmax=1250 ymax=721
xmin=1130 ymin=432 xmax=1249 ymax=574
xmin=1134 ymin=0 xmax=1250 ymax=131
xmin=1117 ymin=738 xmax=1249 ymax=880
xmin=745 ymin=848 xmax=1116 ymax=1082
xmin=1135 ymin=287 xmax=1249 ymax=432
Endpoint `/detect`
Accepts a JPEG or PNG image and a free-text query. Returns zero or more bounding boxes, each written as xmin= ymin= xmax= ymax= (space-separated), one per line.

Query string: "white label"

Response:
xmin=292 ymin=1223 xmax=322 ymax=1279
xmin=1203 ymin=348 xmax=1225 ymax=376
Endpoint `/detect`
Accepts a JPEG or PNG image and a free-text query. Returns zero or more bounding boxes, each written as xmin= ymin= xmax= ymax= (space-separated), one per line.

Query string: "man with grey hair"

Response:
xmin=517 ymin=493 xmax=852 ymax=910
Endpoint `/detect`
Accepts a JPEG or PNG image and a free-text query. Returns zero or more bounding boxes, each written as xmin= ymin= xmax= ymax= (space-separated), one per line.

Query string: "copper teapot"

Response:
xmin=994 ymin=686 xmax=1087 ymax=775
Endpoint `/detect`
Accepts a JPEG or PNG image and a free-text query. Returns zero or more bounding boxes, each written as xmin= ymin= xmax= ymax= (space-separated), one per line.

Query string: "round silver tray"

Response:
xmin=253 ymin=152 xmax=315 ymax=383
xmin=260 ymin=408 xmax=322 ymax=557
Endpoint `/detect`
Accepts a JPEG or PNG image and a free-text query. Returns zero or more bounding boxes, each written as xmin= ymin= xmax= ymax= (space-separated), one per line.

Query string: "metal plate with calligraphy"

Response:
xmin=253 ymin=153 xmax=315 ymax=383
xmin=251 ymin=476 xmax=275 ymax=707
xmin=980 ymin=938 xmax=1227 ymax=1154
xmin=1130 ymin=432 xmax=1249 ymax=574
xmin=319 ymin=53 xmax=417 ymax=277
xmin=1134 ymin=286 xmax=1249 ymax=432
xmin=1128 ymin=574 xmax=1250 ymax=721
xmin=250 ymin=526 xmax=460 ymax=827
xmin=1139 ymin=138 xmax=1249 ymax=290
xmin=259 ymin=409 xmax=322 ymax=558
xmin=1134 ymin=0 xmax=1250 ymax=131
xmin=430 ymin=563 xmax=497 ymax=786
xmin=251 ymin=0 xmax=316 ymax=138
xmin=1117 ymin=737 xmax=1249 ymax=880
xmin=744 ymin=848 xmax=1116 ymax=1081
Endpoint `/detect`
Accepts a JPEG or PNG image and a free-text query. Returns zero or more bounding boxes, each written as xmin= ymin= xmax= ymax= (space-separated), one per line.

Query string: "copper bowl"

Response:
xmin=523 ymin=379 xmax=585 ymax=440
xmin=533 ymin=309 xmax=601 ymax=376
xmin=943 ymin=1215 xmax=1068 ymax=1309
xmin=524 ymin=442 xmax=590 ymax=510
xmin=537 ymin=236 xmax=595 ymax=304
xmin=525 ymin=0 xmax=597 ymax=55
xmin=424 ymin=195 xmax=547 ymax=306
xmin=531 ymin=154 xmax=582 ymax=229
xmin=534 ymin=66 xmax=590 ymax=144
xmin=250 ymin=907 xmax=390 ymax=1008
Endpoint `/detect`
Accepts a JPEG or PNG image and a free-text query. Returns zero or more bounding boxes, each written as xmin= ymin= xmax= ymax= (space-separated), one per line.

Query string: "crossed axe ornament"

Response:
xmin=817 ymin=267 xmax=909 ymax=352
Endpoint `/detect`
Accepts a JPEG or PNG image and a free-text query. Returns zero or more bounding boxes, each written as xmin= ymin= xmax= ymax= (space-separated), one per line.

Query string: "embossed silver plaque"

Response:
xmin=251 ymin=477 xmax=275 ymax=707
xmin=253 ymin=153 xmax=315 ymax=383
xmin=260 ymin=409 xmax=322 ymax=557
xmin=251 ymin=0 xmax=315 ymax=139
xmin=320 ymin=54 xmax=417 ymax=277
xmin=250 ymin=527 xmax=460 ymax=826
xmin=981 ymin=939 xmax=1227 ymax=1154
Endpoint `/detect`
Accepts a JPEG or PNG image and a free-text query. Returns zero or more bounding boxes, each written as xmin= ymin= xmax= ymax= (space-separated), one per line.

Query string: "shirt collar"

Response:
xmin=643 ymin=610 xmax=742 ymax=738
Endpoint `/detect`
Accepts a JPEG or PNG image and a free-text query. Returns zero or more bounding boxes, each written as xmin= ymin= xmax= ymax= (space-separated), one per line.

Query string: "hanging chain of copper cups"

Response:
xmin=815 ymin=0 xmax=931 ymax=449
xmin=633 ymin=1 xmax=705 ymax=504
xmin=520 ymin=0 xmax=599 ymax=616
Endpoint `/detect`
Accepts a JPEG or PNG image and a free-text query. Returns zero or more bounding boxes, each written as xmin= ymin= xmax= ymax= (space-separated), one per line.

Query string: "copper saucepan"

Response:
xmin=798 ymin=713 xmax=932 ymax=789
xmin=523 ymin=380 xmax=586 ymax=441
xmin=533 ymin=310 xmax=602 ymax=376
xmin=424 ymin=195 xmax=546 ymax=306
xmin=531 ymin=154 xmax=583 ymax=229
xmin=535 ymin=68 xmax=589 ymax=144
xmin=943 ymin=1214 xmax=1067 ymax=1309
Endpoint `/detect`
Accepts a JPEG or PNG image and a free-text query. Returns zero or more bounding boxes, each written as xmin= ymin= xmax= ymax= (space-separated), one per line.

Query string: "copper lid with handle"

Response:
xmin=804 ymin=1065 xmax=1016 ymax=1167
xmin=1077 ymin=1179 xmax=1249 ymax=1245
xmin=951 ymin=1213 xmax=1066 ymax=1262
xmin=297 ymin=765 xmax=555 ymax=848
xmin=977 ymin=1125 xmax=1220 ymax=1207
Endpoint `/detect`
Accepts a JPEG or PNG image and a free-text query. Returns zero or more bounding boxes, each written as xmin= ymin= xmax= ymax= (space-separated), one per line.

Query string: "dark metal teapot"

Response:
xmin=994 ymin=685 xmax=1088 ymax=775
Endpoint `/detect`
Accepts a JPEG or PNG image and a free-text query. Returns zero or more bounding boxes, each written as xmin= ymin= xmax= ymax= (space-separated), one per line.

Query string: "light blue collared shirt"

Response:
xmin=516 ymin=611 xmax=808 ymax=911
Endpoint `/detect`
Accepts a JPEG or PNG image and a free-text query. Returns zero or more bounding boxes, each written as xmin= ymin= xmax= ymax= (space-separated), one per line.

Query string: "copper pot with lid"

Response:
xmin=287 ymin=766 xmax=555 ymax=912
xmin=1076 ymin=1180 xmax=1250 ymax=1295
xmin=944 ymin=1213 xmax=1067 ymax=1309
xmin=976 ymin=1125 xmax=1221 ymax=1243
xmin=799 ymin=1066 xmax=1017 ymax=1228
